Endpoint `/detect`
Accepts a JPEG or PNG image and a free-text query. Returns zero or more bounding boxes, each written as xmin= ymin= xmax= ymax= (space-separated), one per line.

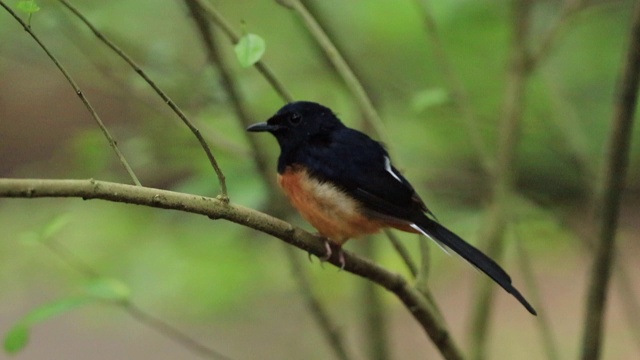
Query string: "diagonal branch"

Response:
xmin=43 ymin=239 xmax=230 ymax=360
xmin=276 ymin=0 xmax=387 ymax=142
xmin=467 ymin=0 xmax=534 ymax=357
xmin=0 ymin=178 xmax=465 ymax=360
xmin=57 ymin=0 xmax=228 ymax=198
xmin=0 ymin=1 xmax=141 ymax=187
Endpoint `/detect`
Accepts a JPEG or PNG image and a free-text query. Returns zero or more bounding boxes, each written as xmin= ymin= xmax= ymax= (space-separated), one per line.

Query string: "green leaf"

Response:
xmin=234 ymin=33 xmax=266 ymax=68
xmin=3 ymin=324 xmax=29 ymax=354
xmin=41 ymin=214 xmax=71 ymax=240
xmin=16 ymin=0 xmax=40 ymax=14
xmin=21 ymin=297 xmax=90 ymax=326
xmin=84 ymin=278 xmax=131 ymax=302
xmin=411 ymin=88 xmax=450 ymax=112
xmin=4 ymin=297 xmax=90 ymax=354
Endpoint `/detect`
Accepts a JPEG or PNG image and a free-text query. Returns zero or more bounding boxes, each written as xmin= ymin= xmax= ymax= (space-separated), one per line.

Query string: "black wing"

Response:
xmin=300 ymin=128 xmax=431 ymax=221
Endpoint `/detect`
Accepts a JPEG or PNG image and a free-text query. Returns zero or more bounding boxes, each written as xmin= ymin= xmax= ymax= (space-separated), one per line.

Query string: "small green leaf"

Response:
xmin=41 ymin=214 xmax=71 ymax=240
xmin=234 ymin=33 xmax=266 ymax=68
xmin=3 ymin=324 xmax=29 ymax=354
xmin=84 ymin=278 xmax=131 ymax=302
xmin=16 ymin=0 xmax=40 ymax=14
xmin=411 ymin=88 xmax=450 ymax=112
xmin=4 ymin=297 xmax=91 ymax=354
xmin=21 ymin=297 xmax=90 ymax=326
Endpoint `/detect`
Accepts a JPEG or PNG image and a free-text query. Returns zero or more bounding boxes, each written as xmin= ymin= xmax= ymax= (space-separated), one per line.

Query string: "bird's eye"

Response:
xmin=289 ymin=113 xmax=302 ymax=126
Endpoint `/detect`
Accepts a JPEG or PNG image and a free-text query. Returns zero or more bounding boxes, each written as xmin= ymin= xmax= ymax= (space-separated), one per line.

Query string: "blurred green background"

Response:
xmin=1 ymin=0 xmax=639 ymax=359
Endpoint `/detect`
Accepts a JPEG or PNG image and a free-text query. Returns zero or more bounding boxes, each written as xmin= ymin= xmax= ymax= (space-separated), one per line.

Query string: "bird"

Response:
xmin=247 ymin=101 xmax=536 ymax=315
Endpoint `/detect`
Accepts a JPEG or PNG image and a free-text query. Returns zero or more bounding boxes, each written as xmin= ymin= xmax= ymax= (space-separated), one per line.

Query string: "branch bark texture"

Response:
xmin=0 ymin=178 xmax=464 ymax=360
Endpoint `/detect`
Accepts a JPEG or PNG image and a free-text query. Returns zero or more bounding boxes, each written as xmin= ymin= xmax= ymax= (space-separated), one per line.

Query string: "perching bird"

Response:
xmin=247 ymin=101 xmax=536 ymax=315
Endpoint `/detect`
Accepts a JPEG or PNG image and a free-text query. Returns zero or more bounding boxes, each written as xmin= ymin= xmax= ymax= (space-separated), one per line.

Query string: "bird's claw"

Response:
xmin=308 ymin=237 xmax=346 ymax=270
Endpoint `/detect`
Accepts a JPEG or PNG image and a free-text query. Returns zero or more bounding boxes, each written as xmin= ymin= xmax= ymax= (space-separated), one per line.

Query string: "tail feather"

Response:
xmin=414 ymin=216 xmax=537 ymax=315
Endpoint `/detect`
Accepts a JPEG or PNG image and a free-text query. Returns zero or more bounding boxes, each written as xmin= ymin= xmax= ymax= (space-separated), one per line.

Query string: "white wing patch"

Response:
xmin=384 ymin=156 xmax=403 ymax=183
xmin=409 ymin=223 xmax=451 ymax=255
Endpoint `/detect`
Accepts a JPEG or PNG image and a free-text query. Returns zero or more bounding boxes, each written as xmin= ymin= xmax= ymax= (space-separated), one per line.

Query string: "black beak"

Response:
xmin=246 ymin=122 xmax=276 ymax=132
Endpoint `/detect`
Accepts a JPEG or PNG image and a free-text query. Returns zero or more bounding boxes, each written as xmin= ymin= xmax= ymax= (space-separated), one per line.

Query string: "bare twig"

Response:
xmin=580 ymin=2 xmax=640 ymax=358
xmin=358 ymin=239 xmax=390 ymax=360
xmin=57 ymin=0 xmax=228 ymax=199
xmin=124 ymin=303 xmax=230 ymax=360
xmin=191 ymin=0 xmax=294 ymax=103
xmin=511 ymin=226 xmax=560 ymax=360
xmin=276 ymin=0 xmax=387 ymax=142
xmin=43 ymin=239 xmax=230 ymax=360
xmin=0 ymin=178 xmax=465 ymax=360
xmin=383 ymin=229 xmax=418 ymax=277
xmin=467 ymin=0 xmax=534 ymax=358
xmin=182 ymin=0 xmax=276 ymax=193
xmin=529 ymin=0 xmax=585 ymax=67
xmin=413 ymin=0 xmax=493 ymax=174
xmin=0 ymin=1 xmax=141 ymax=186
xmin=182 ymin=2 xmax=352 ymax=358
xmin=284 ymin=246 xmax=352 ymax=360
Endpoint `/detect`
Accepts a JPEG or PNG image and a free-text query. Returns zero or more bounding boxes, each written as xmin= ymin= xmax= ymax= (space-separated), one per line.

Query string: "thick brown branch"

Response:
xmin=0 ymin=178 xmax=463 ymax=360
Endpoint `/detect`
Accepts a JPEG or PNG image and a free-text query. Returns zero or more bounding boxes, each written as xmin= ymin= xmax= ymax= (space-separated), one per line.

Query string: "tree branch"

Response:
xmin=468 ymin=0 xmax=534 ymax=357
xmin=0 ymin=178 xmax=464 ymax=360
xmin=0 ymin=1 xmax=141 ymax=187
xmin=57 ymin=0 xmax=228 ymax=198
xmin=276 ymin=0 xmax=387 ymax=143
xmin=580 ymin=2 xmax=640 ymax=358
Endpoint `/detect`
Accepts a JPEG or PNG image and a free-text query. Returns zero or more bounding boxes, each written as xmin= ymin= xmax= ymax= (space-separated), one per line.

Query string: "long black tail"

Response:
xmin=414 ymin=216 xmax=537 ymax=315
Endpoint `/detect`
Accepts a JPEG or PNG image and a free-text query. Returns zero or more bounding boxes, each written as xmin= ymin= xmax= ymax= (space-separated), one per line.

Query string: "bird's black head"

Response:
xmin=246 ymin=101 xmax=345 ymax=152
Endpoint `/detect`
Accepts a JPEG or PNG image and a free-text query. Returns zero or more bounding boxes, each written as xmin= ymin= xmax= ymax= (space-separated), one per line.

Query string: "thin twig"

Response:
xmin=277 ymin=0 xmax=387 ymax=143
xmin=57 ymin=0 xmax=228 ymax=199
xmin=182 ymin=2 xmax=351 ymax=358
xmin=283 ymin=4 xmax=425 ymax=324
xmin=467 ymin=1 xmax=534 ymax=358
xmin=358 ymin=239 xmax=390 ymax=360
xmin=284 ymin=246 xmax=353 ymax=360
xmin=414 ymin=235 xmax=445 ymax=322
xmin=192 ymin=0 xmax=294 ymax=103
xmin=415 ymin=237 xmax=430 ymax=289
xmin=125 ymin=303 xmax=231 ymax=360
xmin=383 ymin=229 xmax=418 ymax=277
xmin=580 ymin=2 xmax=640 ymax=358
xmin=529 ymin=0 xmax=586 ymax=67
xmin=511 ymin=226 xmax=560 ymax=360
xmin=0 ymin=178 xmax=465 ymax=360
xmin=0 ymin=1 xmax=141 ymax=187
xmin=413 ymin=0 xmax=493 ymax=174
xmin=181 ymin=0 xmax=276 ymax=194
xmin=42 ymin=238 xmax=230 ymax=360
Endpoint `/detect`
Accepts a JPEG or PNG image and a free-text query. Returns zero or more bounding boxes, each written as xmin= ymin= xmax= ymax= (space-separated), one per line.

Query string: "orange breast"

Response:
xmin=277 ymin=166 xmax=385 ymax=245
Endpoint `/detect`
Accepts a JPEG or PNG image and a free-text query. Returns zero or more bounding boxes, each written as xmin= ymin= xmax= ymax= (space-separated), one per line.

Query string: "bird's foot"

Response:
xmin=319 ymin=240 xmax=332 ymax=261
xmin=308 ymin=238 xmax=345 ymax=270
xmin=321 ymin=240 xmax=345 ymax=271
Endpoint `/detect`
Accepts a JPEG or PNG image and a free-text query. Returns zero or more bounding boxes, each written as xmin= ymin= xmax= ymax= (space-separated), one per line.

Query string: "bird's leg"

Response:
xmin=308 ymin=235 xmax=345 ymax=270
xmin=337 ymin=248 xmax=345 ymax=271
xmin=319 ymin=239 xmax=332 ymax=261
xmin=321 ymin=240 xmax=346 ymax=271
xmin=307 ymin=232 xmax=330 ymax=263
